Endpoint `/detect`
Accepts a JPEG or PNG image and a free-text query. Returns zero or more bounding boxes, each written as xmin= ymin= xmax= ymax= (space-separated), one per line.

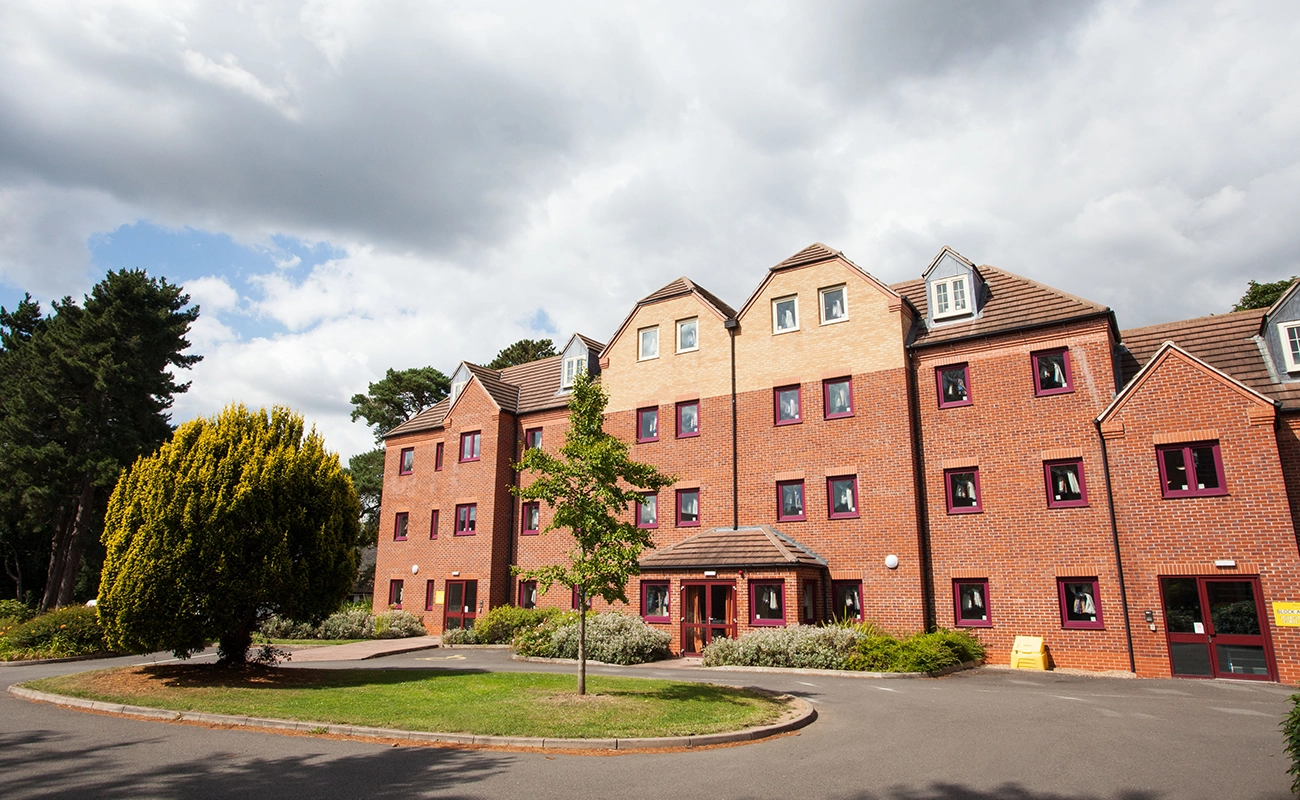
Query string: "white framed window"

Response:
xmin=931 ymin=276 xmax=971 ymax=320
xmin=772 ymin=295 xmax=799 ymax=334
xmin=561 ymin=355 xmax=585 ymax=388
xmin=676 ymin=317 xmax=699 ymax=353
xmin=1279 ymin=321 xmax=1300 ymax=372
xmin=638 ymin=326 xmax=659 ymax=360
xmin=819 ymin=285 xmax=848 ymax=325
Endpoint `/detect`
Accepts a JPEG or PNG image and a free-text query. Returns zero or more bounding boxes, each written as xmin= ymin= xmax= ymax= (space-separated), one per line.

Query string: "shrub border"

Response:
xmin=8 ymin=683 xmax=814 ymax=752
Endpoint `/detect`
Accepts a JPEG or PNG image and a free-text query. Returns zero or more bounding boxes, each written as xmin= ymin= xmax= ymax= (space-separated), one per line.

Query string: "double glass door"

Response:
xmin=682 ymin=583 xmax=735 ymax=655
xmin=444 ymin=580 xmax=478 ymax=631
xmin=1160 ymin=576 xmax=1274 ymax=680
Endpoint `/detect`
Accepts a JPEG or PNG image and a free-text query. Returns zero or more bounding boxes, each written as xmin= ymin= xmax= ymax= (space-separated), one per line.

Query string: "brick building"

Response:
xmin=374 ymin=243 xmax=1298 ymax=683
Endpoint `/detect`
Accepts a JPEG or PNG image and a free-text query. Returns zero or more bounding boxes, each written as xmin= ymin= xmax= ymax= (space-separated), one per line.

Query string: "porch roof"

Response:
xmin=639 ymin=525 xmax=828 ymax=570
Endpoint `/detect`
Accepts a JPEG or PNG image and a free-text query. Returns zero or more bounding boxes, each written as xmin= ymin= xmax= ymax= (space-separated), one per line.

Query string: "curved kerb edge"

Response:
xmin=7 ymin=684 xmax=815 ymax=752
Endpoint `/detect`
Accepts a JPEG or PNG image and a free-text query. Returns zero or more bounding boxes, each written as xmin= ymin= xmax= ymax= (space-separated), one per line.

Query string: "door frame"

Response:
xmin=680 ymin=581 xmax=736 ymax=655
xmin=443 ymin=579 xmax=479 ymax=631
xmin=1159 ymin=574 xmax=1277 ymax=681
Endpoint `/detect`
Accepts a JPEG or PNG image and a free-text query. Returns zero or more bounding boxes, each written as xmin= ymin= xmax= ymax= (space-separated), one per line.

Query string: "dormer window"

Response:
xmin=1279 ymin=321 xmax=1300 ymax=372
xmin=931 ymin=276 xmax=970 ymax=320
xmin=450 ymin=379 xmax=467 ymax=403
xmin=638 ymin=326 xmax=659 ymax=360
xmin=449 ymin=364 xmax=471 ymax=404
xmin=562 ymin=355 xmax=586 ymax=388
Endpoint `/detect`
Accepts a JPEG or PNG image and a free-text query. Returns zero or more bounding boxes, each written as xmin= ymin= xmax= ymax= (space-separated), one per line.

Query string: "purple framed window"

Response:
xmin=677 ymin=401 xmax=700 ymax=438
xmin=1032 ymin=348 xmax=1073 ymax=396
xmin=1157 ymin=441 xmax=1227 ymax=498
xmin=393 ymin=512 xmax=409 ymax=541
xmin=832 ymin=580 xmax=862 ymax=621
xmin=399 ymin=447 xmax=414 ymax=475
xmin=1045 ymin=458 xmax=1088 ymax=508
xmin=823 ymin=377 xmax=853 ymax=419
xmin=637 ymin=493 xmax=658 ymax=529
xmin=945 ymin=467 xmax=982 ymax=514
xmin=777 ymin=480 xmax=805 ymax=521
xmin=637 ymin=407 xmax=659 ymax=442
xmin=460 ymin=431 xmax=481 ymax=462
xmin=430 ymin=509 xmax=439 ymax=540
xmin=937 ymin=364 xmax=972 ymax=408
xmin=455 ymin=503 xmax=477 ymax=535
xmin=425 ymin=579 xmax=436 ymax=611
xmin=677 ymin=488 xmax=700 ymax=527
xmin=750 ymin=581 xmax=786 ymax=626
xmin=801 ymin=580 xmax=818 ymax=623
xmin=525 ymin=428 xmax=542 ymax=450
xmin=519 ymin=580 xmax=538 ymax=609
xmin=774 ymin=385 xmax=802 ymax=425
xmin=521 ymin=502 xmax=540 ymax=535
xmin=954 ymin=579 xmax=990 ymax=627
xmin=1058 ymin=577 xmax=1103 ymax=630
xmin=642 ymin=581 xmax=670 ymax=622
xmin=388 ymin=579 xmax=404 ymax=609
xmin=435 ymin=442 xmax=444 ymax=471
xmin=827 ymin=476 xmax=859 ymax=519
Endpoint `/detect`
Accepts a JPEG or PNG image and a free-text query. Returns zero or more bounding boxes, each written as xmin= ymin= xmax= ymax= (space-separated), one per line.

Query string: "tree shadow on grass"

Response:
xmin=588 ymin=680 xmax=777 ymax=708
xmin=0 ymin=727 xmax=512 ymax=800
xmin=125 ymin=664 xmax=490 ymax=690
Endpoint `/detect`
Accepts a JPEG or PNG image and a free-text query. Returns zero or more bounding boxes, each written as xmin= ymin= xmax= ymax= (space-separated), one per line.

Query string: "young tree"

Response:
xmin=98 ymin=404 xmax=360 ymax=666
xmin=349 ymin=366 xmax=450 ymax=438
xmin=513 ymin=373 xmax=673 ymax=694
xmin=1234 ymin=277 xmax=1297 ymax=311
xmin=488 ymin=338 xmax=557 ymax=369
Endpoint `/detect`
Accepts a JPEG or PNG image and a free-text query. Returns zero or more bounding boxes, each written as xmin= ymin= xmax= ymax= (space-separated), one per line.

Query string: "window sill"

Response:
xmin=637 ymin=524 xmax=659 ymax=530
xmin=394 ymin=537 xmax=407 ymax=542
xmin=824 ymin=412 xmax=854 ymax=420
xmin=459 ymin=457 xmax=480 ymax=463
xmin=956 ymin=619 xmax=991 ymax=628
xmin=636 ymin=438 xmax=659 ymax=444
xmin=521 ymin=531 xmax=539 ymax=536
xmin=774 ymin=418 xmax=802 ymax=427
xmin=777 ymin=515 xmax=806 ymax=523
xmin=676 ymin=431 xmax=700 ymax=438
xmin=819 ymin=316 xmax=850 ymax=326
xmin=938 ymin=400 xmax=973 ymax=409
xmin=828 ymin=512 xmax=859 ymax=520
xmin=947 ymin=506 xmax=982 ymax=515
xmin=1062 ymin=622 xmax=1105 ymax=631
xmin=1047 ymin=501 xmax=1089 ymax=509
xmin=643 ymin=616 xmax=670 ymax=624
xmin=750 ymin=619 xmax=787 ymax=627
xmin=677 ymin=521 xmax=701 ymax=528
xmin=1034 ymin=387 xmax=1074 ymax=397
xmin=772 ymin=327 xmax=800 ymax=335
xmin=398 ymin=470 xmax=413 ymax=476
xmin=675 ymin=347 xmax=699 ymax=355
xmin=1161 ymin=489 xmax=1229 ymax=499
xmin=454 ymin=531 xmax=476 ymax=536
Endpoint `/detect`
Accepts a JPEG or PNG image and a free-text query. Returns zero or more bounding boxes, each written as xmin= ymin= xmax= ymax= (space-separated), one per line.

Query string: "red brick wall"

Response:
xmin=1103 ymin=352 xmax=1300 ymax=682
xmin=916 ymin=319 xmax=1132 ymax=671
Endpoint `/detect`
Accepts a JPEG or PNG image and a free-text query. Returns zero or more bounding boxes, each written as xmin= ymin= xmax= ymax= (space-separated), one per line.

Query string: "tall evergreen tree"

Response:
xmin=487 ymin=338 xmax=557 ymax=370
xmin=1234 ymin=277 xmax=1297 ymax=311
xmin=0 ymin=271 xmax=199 ymax=609
xmin=349 ymin=366 xmax=450 ymax=438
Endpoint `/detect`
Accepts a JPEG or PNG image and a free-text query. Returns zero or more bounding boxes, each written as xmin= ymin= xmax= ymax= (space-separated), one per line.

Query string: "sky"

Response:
xmin=2 ymin=0 xmax=1299 ymax=460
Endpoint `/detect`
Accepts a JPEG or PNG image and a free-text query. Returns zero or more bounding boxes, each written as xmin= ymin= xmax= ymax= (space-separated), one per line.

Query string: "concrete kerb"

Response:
xmin=0 ymin=652 xmax=122 ymax=668
xmin=7 ymin=683 xmax=815 ymax=753
xmin=512 ymin=654 xmax=981 ymax=679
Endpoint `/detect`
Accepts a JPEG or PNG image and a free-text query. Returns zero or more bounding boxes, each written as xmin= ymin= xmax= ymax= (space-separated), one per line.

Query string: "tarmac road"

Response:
xmin=0 ymin=647 xmax=1292 ymax=800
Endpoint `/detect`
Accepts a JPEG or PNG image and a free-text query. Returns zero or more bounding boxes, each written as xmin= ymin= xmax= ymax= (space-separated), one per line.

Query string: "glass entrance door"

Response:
xmin=1160 ymin=576 xmax=1275 ymax=680
xmin=444 ymin=580 xmax=478 ymax=631
xmin=681 ymin=582 xmax=736 ymax=655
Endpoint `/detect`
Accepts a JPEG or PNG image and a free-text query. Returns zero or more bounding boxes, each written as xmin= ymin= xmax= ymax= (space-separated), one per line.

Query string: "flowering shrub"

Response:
xmin=372 ymin=610 xmax=426 ymax=639
xmin=0 ymin=606 xmax=108 ymax=660
xmin=440 ymin=627 xmax=477 ymax=645
xmin=513 ymin=612 xmax=670 ymax=665
xmin=318 ymin=609 xmax=372 ymax=640
xmin=472 ymin=605 xmax=560 ymax=644
xmin=259 ymin=616 xmax=321 ymax=639
xmin=703 ymin=623 xmax=984 ymax=673
xmin=258 ymin=607 xmax=426 ymax=641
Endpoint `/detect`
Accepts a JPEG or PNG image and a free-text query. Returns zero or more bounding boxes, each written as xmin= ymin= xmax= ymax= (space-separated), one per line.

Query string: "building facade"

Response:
xmin=374 ymin=243 xmax=1300 ymax=684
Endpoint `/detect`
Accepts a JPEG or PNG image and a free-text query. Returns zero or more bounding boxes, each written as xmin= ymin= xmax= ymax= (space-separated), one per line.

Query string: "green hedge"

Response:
xmin=512 ymin=612 xmax=671 ymax=665
xmin=1283 ymin=693 xmax=1300 ymax=795
xmin=473 ymin=605 xmax=561 ymax=644
xmin=702 ymin=623 xmax=984 ymax=673
xmin=0 ymin=606 xmax=109 ymax=661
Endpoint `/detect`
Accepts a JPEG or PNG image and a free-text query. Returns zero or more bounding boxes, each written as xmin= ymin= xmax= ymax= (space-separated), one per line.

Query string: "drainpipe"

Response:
xmin=726 ymin=317 xmax=740 ymax=531
xmin=905 ymin=347 xmax=937 ymax=630
xmin=1095 ymin=419 xmax=1137 ymax=674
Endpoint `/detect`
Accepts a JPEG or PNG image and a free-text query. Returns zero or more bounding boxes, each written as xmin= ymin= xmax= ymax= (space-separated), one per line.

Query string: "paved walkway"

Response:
xmin=284 ymin=636 xmax=440 ymax=662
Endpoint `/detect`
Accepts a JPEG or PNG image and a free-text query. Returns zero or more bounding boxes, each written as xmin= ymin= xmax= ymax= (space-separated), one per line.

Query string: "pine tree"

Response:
xmin=487 ymin=338 xmax=557 ymax=370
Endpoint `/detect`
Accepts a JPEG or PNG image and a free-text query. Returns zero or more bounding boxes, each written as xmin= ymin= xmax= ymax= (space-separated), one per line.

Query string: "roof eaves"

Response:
xmin=1097 ymin=341 xmax=1277 ymax=425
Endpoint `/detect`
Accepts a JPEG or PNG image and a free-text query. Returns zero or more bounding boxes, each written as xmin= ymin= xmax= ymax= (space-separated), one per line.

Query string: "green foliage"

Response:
xmin=511 ymin=612 xmax=670 ymax=665
xmin=472 ymin=605 xmax=561 ymax=644
xmin=1283 ymin=694 xmax=1300 ymax=794
xmin=319 ymin=609 xmax=373 ymax=640
xmin=349 ymin=367 xmax=449 ymax=440
xmin=346 ymin=448 xmax=384 ymax=546
xmin=1234 ymin=277 xmax=1297 ymax=311
xmin=440 ymin=627 xmax=478 ymax=645
xmin=258 ymin=607 xmax=426 ymax=641
xmin=98 ymin=404 xmax=360 ymax=665
xmin=0 ymin=599 xmax=35 ymax=624
xmin=372 ymin=610 xmax=426 ymax=638
xmin=0 ymin=606 xmax=107 ymax=660
xmin=487 ymin=338 xmax=557 ymax=370
xmin=259 ymin=616 xmax=321 ymax=640
xmin=0 ymin=271 xmax=200 ymax=609
xmin=703 ymin=624 xmax=985 ymax=674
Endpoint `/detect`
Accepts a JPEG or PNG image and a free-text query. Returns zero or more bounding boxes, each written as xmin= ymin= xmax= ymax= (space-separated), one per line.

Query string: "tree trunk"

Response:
xmin=577 ymin=586 xmax=587 ymax=696
xmin=3 ymin=547 xmax=21 ymax=602
xmin=218 ymin=622 xmax=252 ymax=667
xmin=54 ymin=480 xmax=95 ymax=608
xmin=40 ymin=495 xmax=80 ymax=611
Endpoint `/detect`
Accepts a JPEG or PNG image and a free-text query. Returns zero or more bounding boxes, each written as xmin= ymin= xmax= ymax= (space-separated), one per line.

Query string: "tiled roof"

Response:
xmin=385 ymin=396 xmax=450 ymax=438
xmin=771 ymin=242 xmax=840 ymax=271
xmin=892 ymin=265 xmax=1112 ymax=347
xmin=636 ymin=277 xmax=736 ymax=318
xmin=1120 ymin=309 xmax=1300 ymax=407
xmin=465 ymin=363 xmax=520 ymax=412
xmin=639 ymin=525 xmax=828 ymax=570
xmin=501 ymin=355 xmax=567 ymax=414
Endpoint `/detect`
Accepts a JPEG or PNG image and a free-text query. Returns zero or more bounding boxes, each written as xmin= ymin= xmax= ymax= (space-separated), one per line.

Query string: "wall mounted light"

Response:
xmin=704 ymin=570 xmax=717 ymax=577
xmin=452 ymin=570 xmax=460 ymax=577
xmin=1214 ymin=559 xmax=1236 ymax=568
xmin=884 ymin=554 xmax=900 ymax=570
xmin=411 ymin=564 xmax=419 ymax=575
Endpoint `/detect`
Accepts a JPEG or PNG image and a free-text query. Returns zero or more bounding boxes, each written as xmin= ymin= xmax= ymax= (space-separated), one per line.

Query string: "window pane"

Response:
xmin=640 ymin=328 xmax=658 ymax=358
xmin=467 ymin=506 xmax=476 ymax=530
xmin=1289 ymin=326 xmax=1300 ymax=363
xmin=678 ymin=319 xmax=698 ymax=350
xmin=941 ymin=367 xmax=968 ymax=404
xmin=834 ymin=583 xmax=861 ymax=621
xmin=679 ymin=403 xmax=698 ymax=434
xmin=638 ymin=408 xmax=658 ymax=440
xmin=526 ymin=505 xmax=539 ymax=530
xmin=754 ymin=585 xmax=783 ymax=620
xmin=827 ymin=380 xmax=851 ymax=415
xmin=1037 ymin=352 xmax=1068 ymax=390
xmin=1049 ymin=463 xmax=1082 ymax=502
xmin=951 ymin=278 xmax=967 ymax=310
xmin=639 ymin=494 xmax=657 ymax=526
xmin=949 ymin=472 xmax=978 ymax=507
xmin=1160 ymin=577 xmax=1203 ymax=633
xmin=1062 ymin=581 xmax=1098 ymax=623
xmin=472 ymin=433 xmax=480 ymax=458
xmin=781 ymin=483 xmax=804 ymax=518
xmin=395 ymin=514 xmax=408 ymax=539
xmin=1191 ymin=446 xmax=1220 ymax=490
xmin=934 ymin=282 xmax=949 ymax=314
xmin=401 ymin=449 xmax=414 ymax=473
xmin=645 ymin=584 xmax=669 ymax=618
xmin=830 ymin=478 xmax=856 ymax=514
xmin=777 ymin=388 xmax=800 ymax=422
xmin=822 ymin=287 xmax=846 ymax=322
xmin=680 ymin=490 xmax=699 ymax=522
xmin=775 ymin=298 xmax=797 ymax=331
xmin=957 ymin=583 xmax=987 ymax=622
xmin=1162 ymin=448 xmax=1189 ymax=492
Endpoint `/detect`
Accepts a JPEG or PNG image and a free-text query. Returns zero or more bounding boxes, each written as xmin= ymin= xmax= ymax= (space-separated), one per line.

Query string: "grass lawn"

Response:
xmin=26 ymin=666 xmax=789 ymax=738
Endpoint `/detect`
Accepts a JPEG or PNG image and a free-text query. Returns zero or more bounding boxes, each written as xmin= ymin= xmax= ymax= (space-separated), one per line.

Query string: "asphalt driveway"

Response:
xmin=0 ymin=648 xmax=1292 ymax=800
